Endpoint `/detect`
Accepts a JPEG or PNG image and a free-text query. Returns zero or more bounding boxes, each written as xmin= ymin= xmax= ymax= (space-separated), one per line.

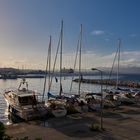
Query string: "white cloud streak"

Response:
xmin=82 ymin=51 xmax=140 ymax=69
xmin=129 ymin=34 xmax=137 ymax=37
xmin=91 ymin=30 xmax=105 ymax=35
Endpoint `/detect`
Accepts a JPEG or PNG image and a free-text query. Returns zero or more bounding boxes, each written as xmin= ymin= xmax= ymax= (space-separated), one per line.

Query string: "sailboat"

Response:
xmin=101 ymin=39 xmax=122 ymax=107
xmin=67 ymin=24 xmax=88 ymax=113
xmin=103 ymin=39 xmax=136 ymax=106
xmin=3 ymin=78 xmax=48 ymax=121
xmin=44 ymin=21 xmax=67 ymax=117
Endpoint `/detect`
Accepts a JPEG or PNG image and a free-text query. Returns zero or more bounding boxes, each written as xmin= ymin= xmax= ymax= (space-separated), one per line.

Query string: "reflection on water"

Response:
xmin=0 ymin=76 xmax=112 ymax=124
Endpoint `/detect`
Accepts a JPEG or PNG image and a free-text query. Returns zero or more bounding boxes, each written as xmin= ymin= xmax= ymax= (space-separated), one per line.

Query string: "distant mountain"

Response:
xmin=0 ymin=68 xmax=45 ymax=75
xmin=0 ymin=68 xmax=20 ymax=75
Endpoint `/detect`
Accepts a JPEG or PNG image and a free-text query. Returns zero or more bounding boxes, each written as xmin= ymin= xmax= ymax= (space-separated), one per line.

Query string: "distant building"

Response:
xmin=61 ymin=68 xmax=74 ymax=73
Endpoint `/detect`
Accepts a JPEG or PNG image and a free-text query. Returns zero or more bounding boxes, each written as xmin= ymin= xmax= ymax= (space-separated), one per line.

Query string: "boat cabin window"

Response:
xmin=18 ymin=96 xmax=36 ymax=105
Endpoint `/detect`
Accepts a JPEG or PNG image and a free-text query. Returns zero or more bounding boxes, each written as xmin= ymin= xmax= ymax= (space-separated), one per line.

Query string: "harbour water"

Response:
xmin=0 ymin=74 xmax=140 ymax=124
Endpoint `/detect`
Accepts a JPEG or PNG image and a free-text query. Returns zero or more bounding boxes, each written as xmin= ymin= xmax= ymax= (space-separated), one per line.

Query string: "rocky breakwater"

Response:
xmin=73 ymin=78 xmax=140 ymax=88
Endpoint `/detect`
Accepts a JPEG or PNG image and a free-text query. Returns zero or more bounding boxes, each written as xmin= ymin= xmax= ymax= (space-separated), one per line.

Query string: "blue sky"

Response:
xmin=0 ymin=0 xmax=140 ymax=69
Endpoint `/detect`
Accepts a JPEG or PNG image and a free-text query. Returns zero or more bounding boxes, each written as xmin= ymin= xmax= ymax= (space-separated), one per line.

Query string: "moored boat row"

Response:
xmin=3 ymin=78 xmax=140 ymax=121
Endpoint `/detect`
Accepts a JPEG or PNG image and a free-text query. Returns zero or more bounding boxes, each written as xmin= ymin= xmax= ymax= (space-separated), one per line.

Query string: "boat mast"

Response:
xmin=59 ymin=20 xmax=63 ymax=96
xmin=47 ymin=21 xmax=62 ymax=95
xmin=42 ymin=36 xmax=51 ymax=101
xmin=48 ymin=36 xmax=51 ymax=93
xmin=78 ymin=24 xmax=82 ymax=95
xmin=116 ymin=39 xmax=121 ymax=89
xmin=69 ymin=38 xmax=80 ymax=93
xmin=106 ymin=44 xmax=118 ymax=90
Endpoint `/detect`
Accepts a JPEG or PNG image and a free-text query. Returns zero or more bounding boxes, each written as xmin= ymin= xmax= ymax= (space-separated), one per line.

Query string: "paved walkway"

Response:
xmin=6 ymin=105 xmax=140 ymax=140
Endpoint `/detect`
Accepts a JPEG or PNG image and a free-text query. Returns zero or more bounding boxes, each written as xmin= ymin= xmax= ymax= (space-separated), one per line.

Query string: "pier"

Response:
xmin=73 ymin=78 xmax=140 ymax=88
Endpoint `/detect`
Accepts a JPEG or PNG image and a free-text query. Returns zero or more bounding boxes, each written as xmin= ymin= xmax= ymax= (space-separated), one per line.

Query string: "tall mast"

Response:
xmin=59 ymin=20 xmax=63 ymax=96
xmin=106 ymin=46 xmax=118 ymax=90
xmin=69 ymin=38 xmax=80 ymax=93
xmin=42 ymin=36 xmax=51 ymax=101
xmin=116 ymin=39 xmax=121 ymax=89
xmin=78 ymin=24 xmax=82 ymax=95
xmin=48 ymin=36 xmax=51 ymax=92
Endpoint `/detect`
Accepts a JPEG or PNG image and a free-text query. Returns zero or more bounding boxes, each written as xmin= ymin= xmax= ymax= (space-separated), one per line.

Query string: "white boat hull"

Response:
xmin=7 ymin=103 xmax=48 ymax=121
xmin=45 ymin=99 xmax=67 ymax=117
xmin=52 ymin=109 xmax=67 ymax=117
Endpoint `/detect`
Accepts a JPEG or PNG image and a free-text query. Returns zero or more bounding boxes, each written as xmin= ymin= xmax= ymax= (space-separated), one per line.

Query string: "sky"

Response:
xmin=0 ymin=0 xmax=140 ymax=70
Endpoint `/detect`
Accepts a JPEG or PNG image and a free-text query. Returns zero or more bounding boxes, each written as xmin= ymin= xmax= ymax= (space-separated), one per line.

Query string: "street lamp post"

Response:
xmin=91 ymin=68 xmax=103 ymax=130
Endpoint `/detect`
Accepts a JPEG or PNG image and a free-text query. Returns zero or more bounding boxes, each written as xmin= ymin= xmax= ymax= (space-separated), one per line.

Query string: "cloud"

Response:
xmin=129 ymin=34 xmax=137 ymax=37
xmin=121 ymin=51 xmax=140 ymax=60
xmin=91 ymin=30 xmax=113 ymax=38
xmin=1 ymin=49 xmax=140 ymax=70
xmin=105 ymin=38 xmax=110 ymax=42
xmin=100 ymin=51 xmax=140 ymax=68
xmin=57 ymin=50 xmax=140 ymax=70
xmin=91 ymin=30 xmax=105 ymax=35
xmin=78 ymin=50 xmax=140 ymax=69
